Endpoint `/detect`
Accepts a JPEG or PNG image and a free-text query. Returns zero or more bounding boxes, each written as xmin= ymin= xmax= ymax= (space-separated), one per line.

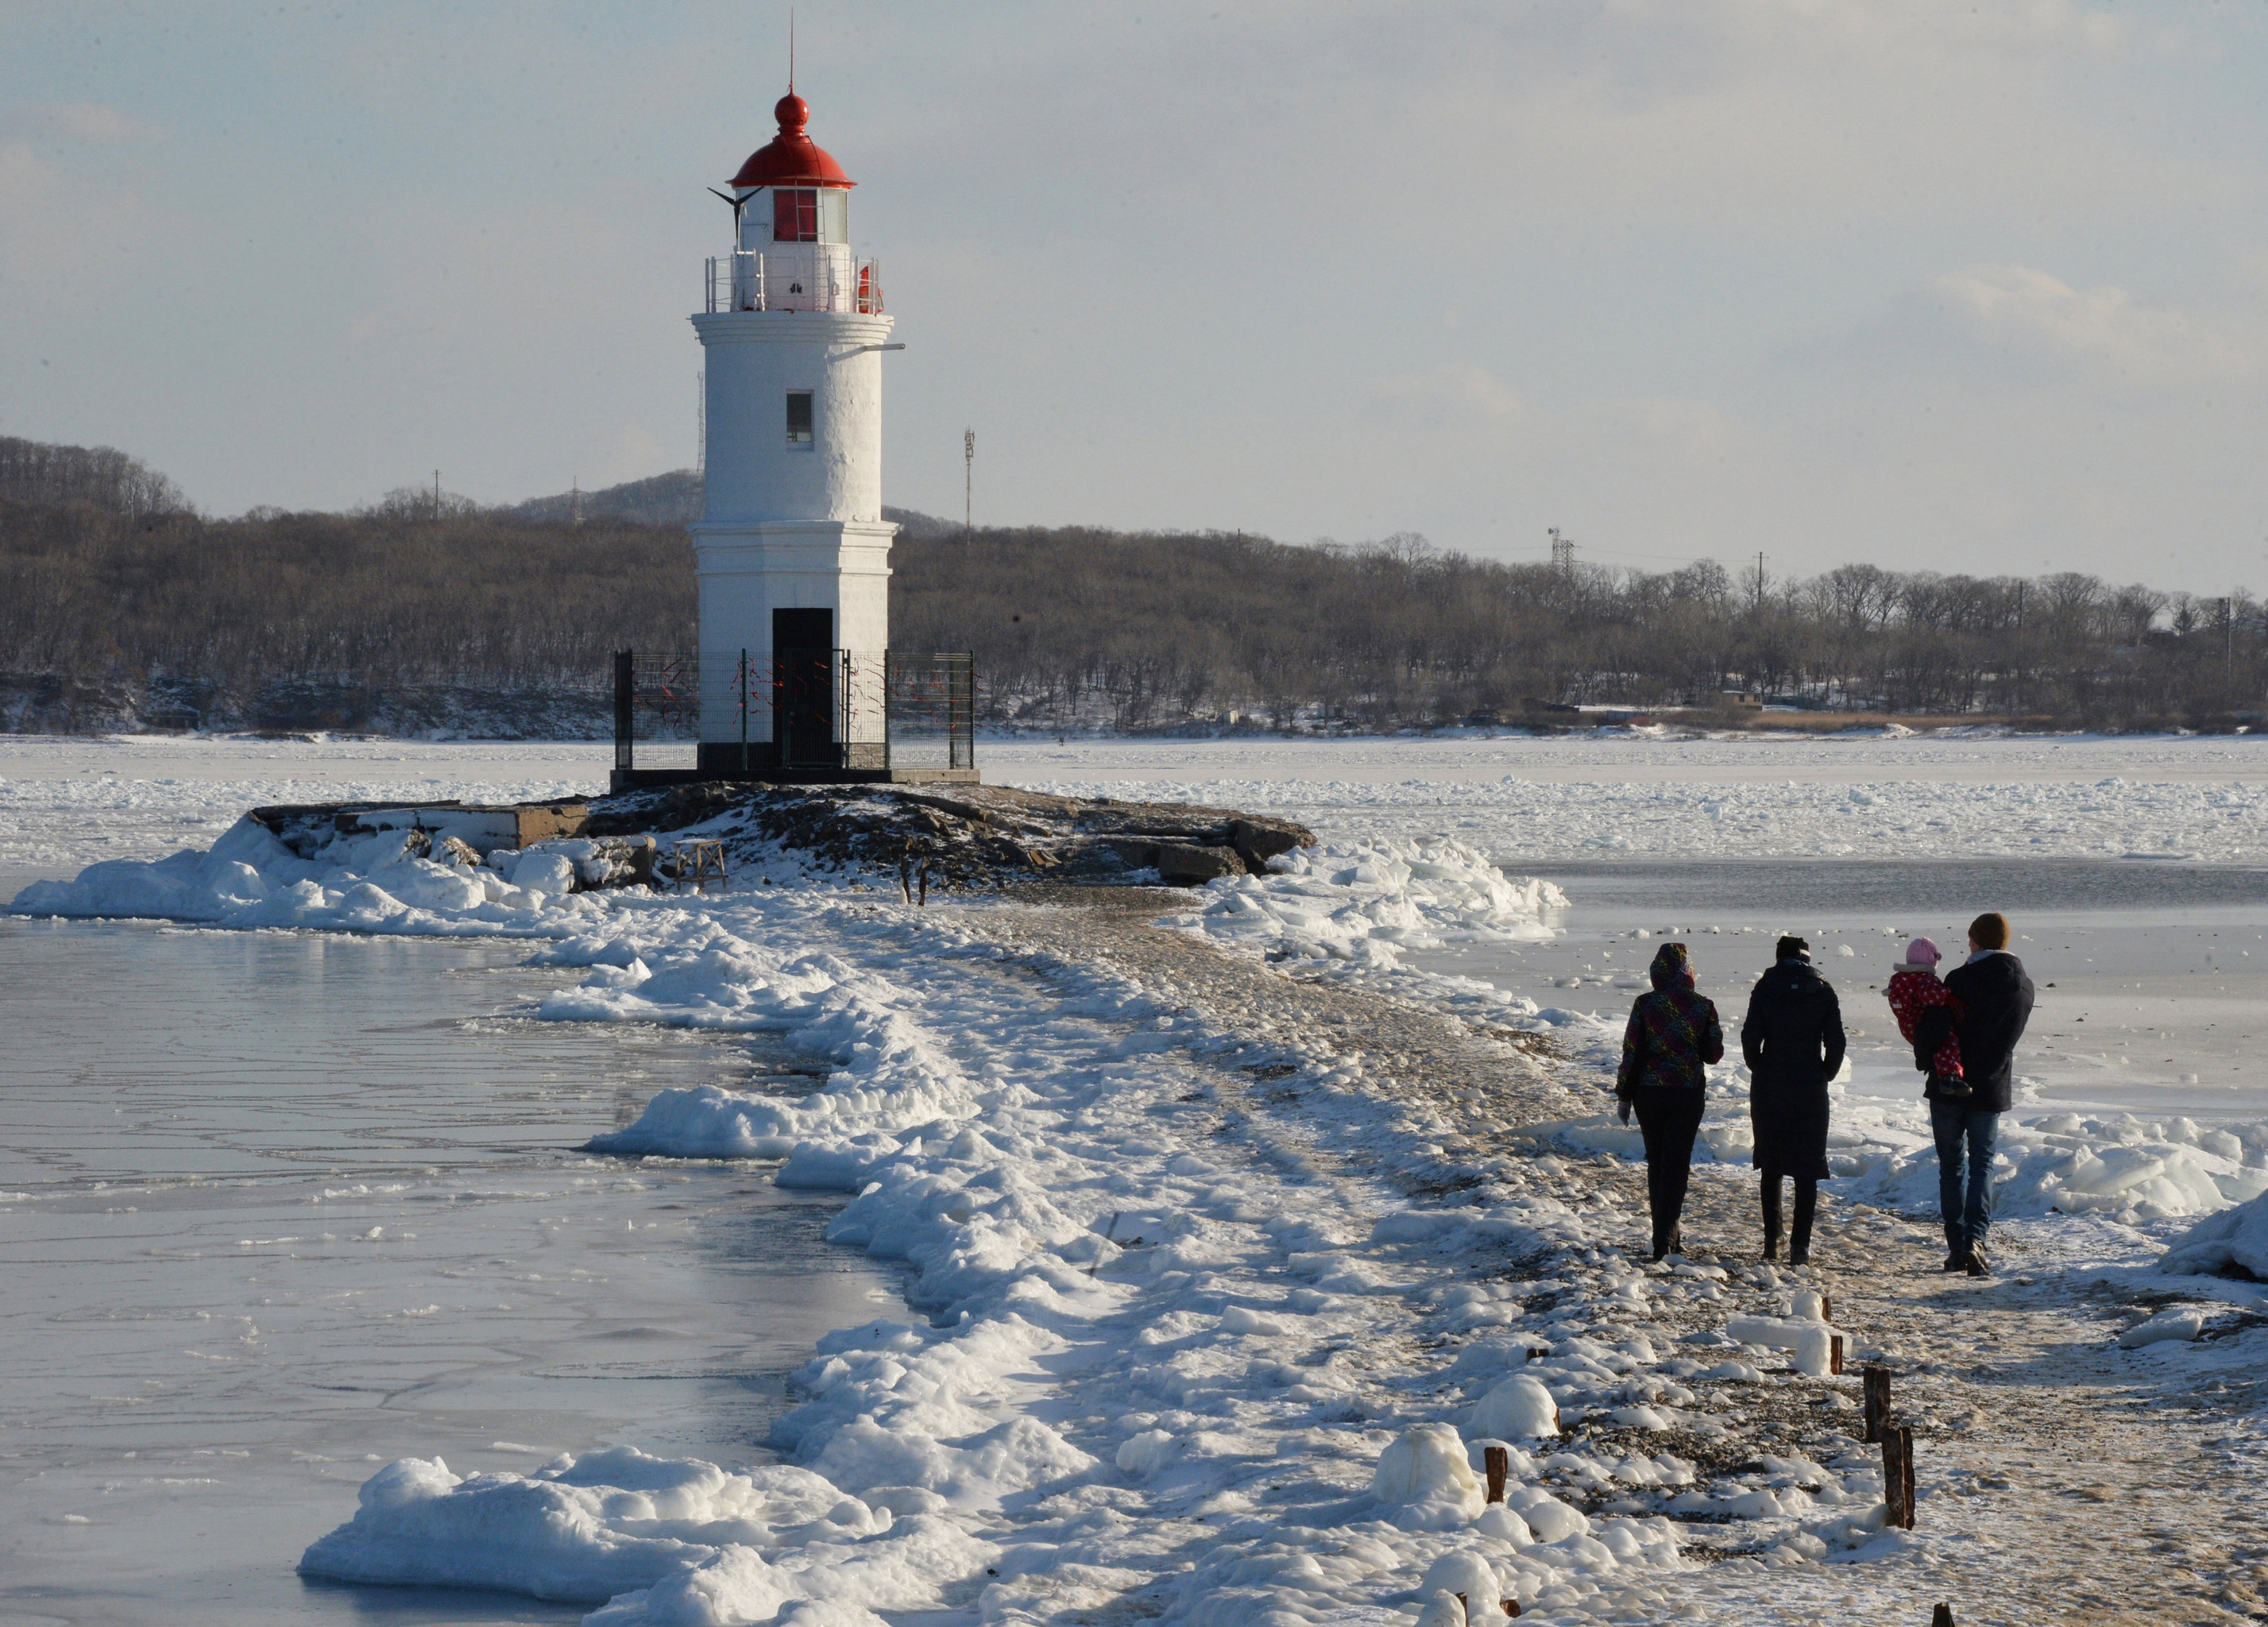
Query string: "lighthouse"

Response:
xmin=690 ymin=88 xmax=902 ymax=778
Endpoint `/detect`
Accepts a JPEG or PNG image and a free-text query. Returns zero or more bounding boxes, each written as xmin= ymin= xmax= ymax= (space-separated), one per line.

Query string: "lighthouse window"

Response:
xmin=785 ymin=392 xmax=814 ymax=445
xmin=773 ymin=187 xmax=818 ymax=243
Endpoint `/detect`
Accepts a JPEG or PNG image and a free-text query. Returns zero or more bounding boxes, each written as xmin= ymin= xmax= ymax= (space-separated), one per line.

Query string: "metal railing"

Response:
xmin=612 ymin=647 xmax=968 ymax=777
xmin=704 ymin=252 xmax=883 ymax=315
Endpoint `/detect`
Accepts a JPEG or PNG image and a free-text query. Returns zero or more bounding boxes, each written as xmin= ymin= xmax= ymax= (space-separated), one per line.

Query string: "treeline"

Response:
xmin=3 ymin=442 xmax=2262 ymax=734
xmin=2 ymin=435 xmax=190 ymax=519
xmin=0 ymin=494 xmax=694 ymax=736
xmin=901 ymin=526 xmax=2267 ymax=732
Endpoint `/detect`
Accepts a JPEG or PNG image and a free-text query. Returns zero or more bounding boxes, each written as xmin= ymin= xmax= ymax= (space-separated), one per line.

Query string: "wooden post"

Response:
xmin=1829 ymin=1332 xmax=1845 ymax=1376
xmin=1820 ymin=1292 xmax=1833 ymax=1325
xmin=1503 ymin=1602 xmax=1521 ymax=1619
xmin=1930 ymin=1606 xmax=1955 ymax=1627
xmin=1863 ymin=1365 xmax=1892 ymax=1444
xmin=1484 ymin=1445 xmax=1509 ymax=1505
xmin=1882 ymin=1422 xmax=1916 ymax=1529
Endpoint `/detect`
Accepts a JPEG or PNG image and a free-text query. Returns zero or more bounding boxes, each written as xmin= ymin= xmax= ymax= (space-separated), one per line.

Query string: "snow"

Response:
xmin=2160 ymin=1188 xmax=2268 ymax=1279
xmin=2115 ymin=1308 xmax=2208 ymax=1348
xmin=297 ymin=1447 xmax=917 ymax=1601
xmin=983 ymin=733 xmax=2268 ymax=864
xmin=1169 ymin=836 xmax=1565 ymax=966
xmin=1723 ymin=1316 xmax=1841 ymax=1378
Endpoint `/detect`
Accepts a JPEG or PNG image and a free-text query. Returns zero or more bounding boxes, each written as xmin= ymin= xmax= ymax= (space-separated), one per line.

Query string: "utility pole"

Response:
xmin=1752 ymin=551 xmax=1767 ymax=611
xmin=964 ymin=428 xmax=975 ymax=547
xmin=2012 ymin=579 xmax=2025 ymax=716
xmin=1548 ymin=527 xmax=1575 ymax=578
xmin=433 ymin=469 xmax=442 ymax=520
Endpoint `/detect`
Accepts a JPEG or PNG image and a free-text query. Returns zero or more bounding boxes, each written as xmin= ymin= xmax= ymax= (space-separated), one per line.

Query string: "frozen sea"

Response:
xmin=986 ymin=732 xmax=2268 ymax=1128
xmin=2 ymin=874 xmax=904 ymax=1623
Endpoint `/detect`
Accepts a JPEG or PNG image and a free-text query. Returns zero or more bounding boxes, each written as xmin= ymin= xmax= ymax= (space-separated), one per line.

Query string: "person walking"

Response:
xmin=1914 ymin=912 xmax=2035 ymax=1277
xmin=1615 ymin=942 xmax=1725 ymax=1262
xmin=1740 ymin=935 xmax=1845 ymax=1266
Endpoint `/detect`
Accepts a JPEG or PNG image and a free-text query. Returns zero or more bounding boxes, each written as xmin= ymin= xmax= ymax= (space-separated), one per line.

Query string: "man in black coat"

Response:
xmin=1740 ymin=936 xmax=1845 ymax=1265
xmin=1914 ymin=911 xmax=2036 ymax=1277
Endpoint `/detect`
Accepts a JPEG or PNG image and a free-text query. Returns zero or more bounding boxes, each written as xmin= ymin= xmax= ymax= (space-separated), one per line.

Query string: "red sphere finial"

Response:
xmin=775 ymin=93 xmax=809 ymax=133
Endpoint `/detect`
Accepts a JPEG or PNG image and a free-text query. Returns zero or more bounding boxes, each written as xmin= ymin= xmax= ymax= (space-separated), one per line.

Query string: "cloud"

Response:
xmin=1930 ymin=264 xmax=2265 ymax=386
xmin=1375 ymin=364 xmax=1526 ymax=426
xmin=0 ymin=101 xmax=168 ymax=145
xmin=0 ymin=141 xmax=141 ymax=287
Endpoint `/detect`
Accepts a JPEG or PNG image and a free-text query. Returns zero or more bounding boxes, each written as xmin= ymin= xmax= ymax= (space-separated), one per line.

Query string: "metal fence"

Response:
xmin=612 ymin=647 xmax=971 ymax=778
xmin=885 ymin=652 xmax=976 ymax=771
xmin=613 ymin=650 xmax=701 ymax=775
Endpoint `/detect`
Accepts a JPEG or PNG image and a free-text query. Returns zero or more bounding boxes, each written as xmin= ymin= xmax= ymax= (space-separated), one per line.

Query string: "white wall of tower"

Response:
xmin=689 ymin=307 xmax=896 ymax=747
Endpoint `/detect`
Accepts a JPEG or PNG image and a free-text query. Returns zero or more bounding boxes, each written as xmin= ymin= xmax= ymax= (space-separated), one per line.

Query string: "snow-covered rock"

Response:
xmin=1372 ymin=1424 xmax=1486 ymax=1530
xmin=1470 ymin=1374 xmax=1559 ymax=1440
xmin=1420 ymin=1552 xmax=1509 ymax=1619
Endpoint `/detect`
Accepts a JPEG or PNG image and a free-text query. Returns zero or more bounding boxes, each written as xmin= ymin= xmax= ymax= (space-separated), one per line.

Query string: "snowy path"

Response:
xmin=937 ymin=895 xmax=2268 ymax=1625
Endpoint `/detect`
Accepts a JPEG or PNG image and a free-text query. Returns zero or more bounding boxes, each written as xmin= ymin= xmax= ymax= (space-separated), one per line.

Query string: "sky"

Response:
xmin=3 ymin=0 xmax=2266 ymax=590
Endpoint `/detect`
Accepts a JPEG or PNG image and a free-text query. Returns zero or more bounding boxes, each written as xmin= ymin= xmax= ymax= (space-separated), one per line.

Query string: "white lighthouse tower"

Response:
xmin=690 ymin=88 xmax=898 ymax=778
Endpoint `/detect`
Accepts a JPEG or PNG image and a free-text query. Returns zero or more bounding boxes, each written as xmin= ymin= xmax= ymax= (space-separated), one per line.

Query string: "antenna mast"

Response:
xmin=1548 ymin=527 xmax=1575 ymax=578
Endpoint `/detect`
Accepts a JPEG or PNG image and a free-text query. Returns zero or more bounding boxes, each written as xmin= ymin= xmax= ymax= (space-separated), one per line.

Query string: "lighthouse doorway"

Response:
xmin=772 ymin=607 xmax=836 ymax=768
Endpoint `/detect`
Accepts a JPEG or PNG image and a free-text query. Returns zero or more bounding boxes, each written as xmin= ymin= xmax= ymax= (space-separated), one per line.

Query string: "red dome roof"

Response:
xmin=729 ymin=93 xmax=854 ymax=191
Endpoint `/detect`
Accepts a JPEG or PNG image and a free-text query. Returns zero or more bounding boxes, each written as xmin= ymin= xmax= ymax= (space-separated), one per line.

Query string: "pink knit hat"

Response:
xmin=1901 ymin=937 xmax=1942 ymax=968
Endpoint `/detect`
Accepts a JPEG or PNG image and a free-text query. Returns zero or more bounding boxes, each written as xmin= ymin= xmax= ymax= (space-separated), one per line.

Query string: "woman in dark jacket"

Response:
xmin=1739 ymin=936 xmax=1846 ymax=1265
xmin=1616 ymin=942 xmax=1725 ymax=1261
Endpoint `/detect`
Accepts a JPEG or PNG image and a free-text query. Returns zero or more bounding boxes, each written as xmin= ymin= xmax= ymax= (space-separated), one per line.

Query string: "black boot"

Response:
xmin=1788 ymin=1178 xmax=1817 ymax=1266
xmin=1760 ymin=1173 xmax=1783 ymax=1262
xmin=1942 ymin=1226 xmax=1969 ymax=1272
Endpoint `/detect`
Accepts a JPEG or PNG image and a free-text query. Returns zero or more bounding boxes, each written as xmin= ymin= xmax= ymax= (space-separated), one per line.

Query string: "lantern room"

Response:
xmin=709 ymin=94 xmax=870 ymax=315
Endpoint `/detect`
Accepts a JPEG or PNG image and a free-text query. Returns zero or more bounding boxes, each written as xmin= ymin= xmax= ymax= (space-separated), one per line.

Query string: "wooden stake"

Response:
xmin=1820 ymin=1292 xmax=1833 ymax=1325
xmin=1883 ymin=1421 xmax=1916 ymax=1529
xmin=1829 ymin=1332 xmax=1845 ymax=1376
xmin=1930 ymin=1606 xmax=1955 ymax=1627
xmin=1484 ymin=1444 xmax=1509 ymax=1505
xmin=1863 ymin=1365 xmax=1892 ymax=1444
xmin=1503 ymin=1601 xmax=1521 ymax=1618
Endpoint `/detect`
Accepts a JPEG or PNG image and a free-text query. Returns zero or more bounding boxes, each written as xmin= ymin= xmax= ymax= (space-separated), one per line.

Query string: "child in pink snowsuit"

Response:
xmin=1886 ymin=937 xmax=1970 ymax=1099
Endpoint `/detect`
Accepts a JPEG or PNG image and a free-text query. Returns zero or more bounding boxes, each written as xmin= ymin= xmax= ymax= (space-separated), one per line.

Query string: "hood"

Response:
xmin=1648 ymin=941 xmax=1695 ymax=992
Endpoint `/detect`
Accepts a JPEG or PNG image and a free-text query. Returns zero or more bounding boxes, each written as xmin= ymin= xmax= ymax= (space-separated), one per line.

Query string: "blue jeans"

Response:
xmin=1930 ymin=1099 xmax=2000 ymax=1249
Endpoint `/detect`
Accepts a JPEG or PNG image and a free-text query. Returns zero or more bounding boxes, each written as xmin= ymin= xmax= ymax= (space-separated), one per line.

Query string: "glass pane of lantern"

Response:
xmin=772 ymin=189 xmax=817 ymax=242
xmin=785 ymin=392 xmax=814 ymax=444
